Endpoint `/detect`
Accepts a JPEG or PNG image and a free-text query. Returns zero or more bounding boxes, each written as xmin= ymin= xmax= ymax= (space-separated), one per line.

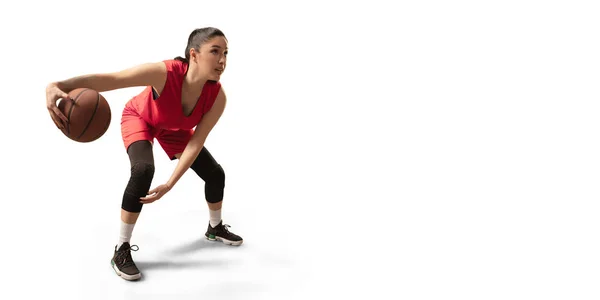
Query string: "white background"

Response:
xmin=1 ymin=0 xmax=599 ymax=299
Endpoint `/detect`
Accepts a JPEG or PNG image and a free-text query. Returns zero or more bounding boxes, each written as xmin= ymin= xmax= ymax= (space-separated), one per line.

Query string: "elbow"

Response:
xmin=189 ymin=137 xmax=207 ymax=153
xmin=191 ymin=142 xmax=205 ymax=155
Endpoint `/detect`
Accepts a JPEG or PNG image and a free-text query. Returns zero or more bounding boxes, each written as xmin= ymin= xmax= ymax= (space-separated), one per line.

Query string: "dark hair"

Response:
xmin=175 ymin=27 xmax=227 ymax=63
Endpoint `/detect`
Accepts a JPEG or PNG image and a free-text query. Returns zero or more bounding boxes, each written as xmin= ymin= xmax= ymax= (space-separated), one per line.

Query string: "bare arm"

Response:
xmin=46 ymin=61 xmax=167 ymax=130
xmin=167 ymin=88 xmax=228 ymax=189
xmin=50 ymin=62 xmax=167 ymax=94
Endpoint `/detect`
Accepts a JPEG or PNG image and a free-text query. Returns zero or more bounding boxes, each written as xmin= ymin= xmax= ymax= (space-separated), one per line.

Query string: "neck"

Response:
xmin=184 ymin=63 xmax=208 ymax=92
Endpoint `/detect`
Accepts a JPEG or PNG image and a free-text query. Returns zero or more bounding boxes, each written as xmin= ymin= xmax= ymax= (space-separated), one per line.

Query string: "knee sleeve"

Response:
xmin=121 ymin=162 xmax=155 ymax=212
xmin=205 ymin=164 xmax=225 ymax=203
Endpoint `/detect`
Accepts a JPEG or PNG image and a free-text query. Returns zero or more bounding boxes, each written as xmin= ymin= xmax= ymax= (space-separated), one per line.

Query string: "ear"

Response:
xmin=189 ymin=48 xmax=199 ymax=62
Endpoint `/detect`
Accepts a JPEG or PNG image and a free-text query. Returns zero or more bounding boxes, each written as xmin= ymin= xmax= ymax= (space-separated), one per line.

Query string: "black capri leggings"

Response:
xmin=121 ymin=140 xmax=226 ymax=213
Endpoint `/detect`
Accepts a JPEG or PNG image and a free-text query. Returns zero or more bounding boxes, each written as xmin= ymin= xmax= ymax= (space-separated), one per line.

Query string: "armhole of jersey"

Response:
xmin=152 ymin=60 xmax=179 ymax=100
xmin=204 ymin=82 xmax=222 ymax=114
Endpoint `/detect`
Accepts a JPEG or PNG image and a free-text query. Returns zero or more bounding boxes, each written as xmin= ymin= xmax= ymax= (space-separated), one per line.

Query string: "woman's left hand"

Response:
xmin=140 ymin=184 xmax=172 ymax=204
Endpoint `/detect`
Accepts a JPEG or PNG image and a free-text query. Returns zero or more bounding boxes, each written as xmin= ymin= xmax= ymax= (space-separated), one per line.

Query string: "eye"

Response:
xmin=224 ymin=51 xmax=228 ymax=56
xmin=211 ymin=49 xmax=218 ymax=54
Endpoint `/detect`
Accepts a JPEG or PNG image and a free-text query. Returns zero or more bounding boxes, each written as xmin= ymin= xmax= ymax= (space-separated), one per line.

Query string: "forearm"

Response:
xmin=51 ymin=73 xmax=121 ymax=94
xmin=166 ymin=140 xmax=205 ymax=188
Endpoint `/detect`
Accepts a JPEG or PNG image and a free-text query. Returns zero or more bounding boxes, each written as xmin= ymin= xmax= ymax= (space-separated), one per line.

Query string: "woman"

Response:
xmin=45 ymin=27 xmax=243 ymax=281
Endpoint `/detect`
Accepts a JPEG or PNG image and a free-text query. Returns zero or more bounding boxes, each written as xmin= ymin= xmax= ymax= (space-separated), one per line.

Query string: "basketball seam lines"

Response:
xmin=76 ymin=91 xmax=100 ymax=140
xmin=66 ymin=89 xmax=87 ymax=136
xmin=90 ymin=111 xmax=111 ymax=142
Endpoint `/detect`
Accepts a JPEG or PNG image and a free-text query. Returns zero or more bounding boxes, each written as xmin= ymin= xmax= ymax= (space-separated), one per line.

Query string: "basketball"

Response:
xmin=58 ymin=88 xmax=111 ymax=143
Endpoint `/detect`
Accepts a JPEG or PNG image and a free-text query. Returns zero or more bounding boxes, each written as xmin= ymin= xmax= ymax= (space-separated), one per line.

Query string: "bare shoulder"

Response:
xmin=213 ymin=85 xmax=227 ymax=112
xmin=200 ymin=85 xmax=227 ymax=121
xmin=216 ymin=85 xmax=227 ymax=102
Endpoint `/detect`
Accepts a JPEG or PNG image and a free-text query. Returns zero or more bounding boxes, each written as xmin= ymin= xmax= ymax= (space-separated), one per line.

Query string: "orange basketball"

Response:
xmin=58 ymin=88 xmax=111 ymax=143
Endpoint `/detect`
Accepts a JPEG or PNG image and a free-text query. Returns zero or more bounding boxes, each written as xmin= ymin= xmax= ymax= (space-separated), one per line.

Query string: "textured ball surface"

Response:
xmin=58 ymin=88 xmax=111 ymax=142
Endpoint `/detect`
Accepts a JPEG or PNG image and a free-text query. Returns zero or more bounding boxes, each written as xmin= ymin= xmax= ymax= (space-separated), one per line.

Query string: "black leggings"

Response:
xmin=121 ymin=140 xmax=226 ymax=213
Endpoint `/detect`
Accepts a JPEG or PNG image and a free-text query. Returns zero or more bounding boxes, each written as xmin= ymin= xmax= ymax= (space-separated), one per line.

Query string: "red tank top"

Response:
xmin=125 ymin=59 xmax=222 ymax=131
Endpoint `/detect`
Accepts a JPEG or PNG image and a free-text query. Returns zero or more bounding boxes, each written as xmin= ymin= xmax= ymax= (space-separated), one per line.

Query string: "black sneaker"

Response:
xmin=205 ymin=221 xmax=243 ymax=246
xmin=111 ymin=242 xmax=141 ymax=281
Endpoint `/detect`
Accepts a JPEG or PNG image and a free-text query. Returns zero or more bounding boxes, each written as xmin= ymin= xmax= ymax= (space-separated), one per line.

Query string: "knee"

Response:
xmin=205 ymin=165 xmax=225 ymax=204
xmin=207 ymin=164 xmax=225 ymax=185
xmin=131 ymin=162 xmax=155 ymax=182
xmin=122 ymin=162 xmax=155 ymax=213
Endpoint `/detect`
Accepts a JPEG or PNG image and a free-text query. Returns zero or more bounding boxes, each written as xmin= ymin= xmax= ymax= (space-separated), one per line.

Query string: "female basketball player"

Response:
xmin=45 ymin=27 xmax=242 ymax=281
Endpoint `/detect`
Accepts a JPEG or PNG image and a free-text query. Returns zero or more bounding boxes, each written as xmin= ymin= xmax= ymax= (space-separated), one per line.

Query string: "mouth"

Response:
xmin=215 ymin=68 xmax=223 ymax=74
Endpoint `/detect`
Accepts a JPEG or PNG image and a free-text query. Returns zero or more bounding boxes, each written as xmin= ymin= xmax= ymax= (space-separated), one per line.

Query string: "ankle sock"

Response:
xmin=209 ymin=209 xmax=222 ymax=228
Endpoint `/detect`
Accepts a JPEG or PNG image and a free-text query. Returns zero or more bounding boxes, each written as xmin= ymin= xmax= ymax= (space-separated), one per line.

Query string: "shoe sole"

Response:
xmin=205 ymin=234 xmax=243 ymax=246
xmin=111 ymin=260 xmax=142 ymax=281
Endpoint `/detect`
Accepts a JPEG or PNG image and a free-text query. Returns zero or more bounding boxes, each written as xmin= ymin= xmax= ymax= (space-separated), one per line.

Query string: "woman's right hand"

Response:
xmin=45 ymin=83 xmax=70 ymax=130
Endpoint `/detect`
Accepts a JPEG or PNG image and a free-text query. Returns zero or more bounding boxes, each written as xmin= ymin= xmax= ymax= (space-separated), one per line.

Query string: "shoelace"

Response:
xmin=221 ymin=224 xmax=240 ymax=238
xmin=219 ymin=224 xmax=233 ymax=234
xmin=116 ymin=245 xmax=139 ymax=268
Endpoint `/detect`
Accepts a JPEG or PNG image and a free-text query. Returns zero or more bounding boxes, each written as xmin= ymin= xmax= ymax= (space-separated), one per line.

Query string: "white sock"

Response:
xmin=117 ymin=221 xmax=136 ymax=249
xmin=209 ymin=209 xmax=222 ymax=228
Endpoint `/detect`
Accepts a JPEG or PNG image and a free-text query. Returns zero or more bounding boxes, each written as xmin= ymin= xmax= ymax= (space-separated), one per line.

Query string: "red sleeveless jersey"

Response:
xmin=124 ymin=59 xmax=222 ymax=131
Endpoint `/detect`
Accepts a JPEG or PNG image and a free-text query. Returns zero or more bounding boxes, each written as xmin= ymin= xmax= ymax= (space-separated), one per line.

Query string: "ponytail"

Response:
xmin=174 ymin=56 xmax=188 ymax=63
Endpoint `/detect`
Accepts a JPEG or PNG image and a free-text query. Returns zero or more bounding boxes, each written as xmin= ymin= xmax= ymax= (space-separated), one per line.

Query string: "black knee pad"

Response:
xmin=121 ymin=162 xmax=155 ymax=212
xmin=205 ymin=164 xmax=225 ymax=203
